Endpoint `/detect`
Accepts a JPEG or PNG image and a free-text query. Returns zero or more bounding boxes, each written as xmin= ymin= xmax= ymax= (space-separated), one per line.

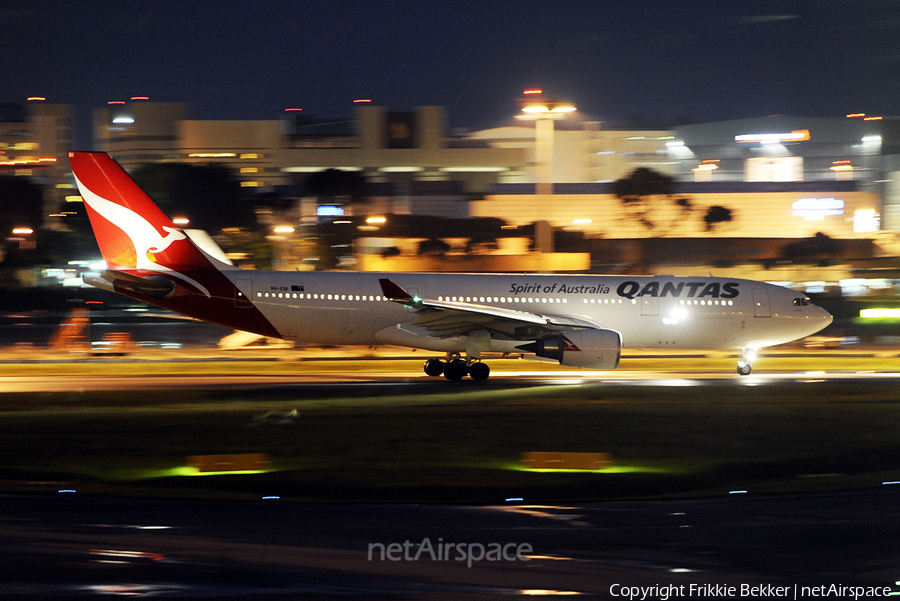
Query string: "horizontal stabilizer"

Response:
xmin=84 ymin=270 xmax=176 ymax=299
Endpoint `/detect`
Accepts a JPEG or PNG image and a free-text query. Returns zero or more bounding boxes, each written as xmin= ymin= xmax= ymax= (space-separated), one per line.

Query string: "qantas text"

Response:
xmin=617 ymin=281 xmax=739 ymax=300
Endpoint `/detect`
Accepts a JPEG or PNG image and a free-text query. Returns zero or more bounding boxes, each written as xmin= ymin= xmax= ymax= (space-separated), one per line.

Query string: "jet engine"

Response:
xmin=517 ymin=328 xmax=622 ymax=370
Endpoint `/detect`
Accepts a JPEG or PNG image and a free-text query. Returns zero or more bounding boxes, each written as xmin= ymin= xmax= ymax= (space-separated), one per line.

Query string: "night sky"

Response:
xmin=3 ymin=0 xmax=899 ymax=143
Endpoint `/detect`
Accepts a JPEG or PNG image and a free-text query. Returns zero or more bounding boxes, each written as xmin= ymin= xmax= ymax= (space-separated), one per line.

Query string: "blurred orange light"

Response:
xmin=353 ymin=99 xmax=372 ymax=103
xmin=284 ymin=108 xmax=303 ymax=112
xmin=846 ymin=113 xmax=866 ymax=118
xmin=864 ymin=116 xmax=883 ymax=121
xmin=107 ymin=101 xmax=126 ymax=105
xmin=130 ymin=96 xmax=150 ymax=100
xmin=12 ymin=227 xmax=33 ymax=235
xmin=523 ymin=89 xmax=543 ymax=95
xmin=27 ymin=96 xmax=46 ymax=101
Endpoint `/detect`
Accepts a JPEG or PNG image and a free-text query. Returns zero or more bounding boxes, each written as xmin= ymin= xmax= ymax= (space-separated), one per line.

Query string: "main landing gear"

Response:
xmin=737 ymin=349 xmax=756 ymax=376
xmin=423 ymin=355 xmax=491 ymax=381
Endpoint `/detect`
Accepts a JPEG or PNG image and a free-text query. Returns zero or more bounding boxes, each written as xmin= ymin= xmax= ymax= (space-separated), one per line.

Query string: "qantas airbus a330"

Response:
xmin=68 ymin=151 xmax=832 ymax=380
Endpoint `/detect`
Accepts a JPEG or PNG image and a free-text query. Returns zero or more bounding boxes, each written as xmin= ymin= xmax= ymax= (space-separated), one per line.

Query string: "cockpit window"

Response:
xmin=793 ymin=297 xmax=811 ymax=306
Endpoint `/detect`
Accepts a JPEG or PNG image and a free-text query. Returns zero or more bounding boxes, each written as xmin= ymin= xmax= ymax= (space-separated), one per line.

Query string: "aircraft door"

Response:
xmin=752 ymin=288 xmax=771 ymax=317
xmin=641 ymin=294 xmax=659 ymax=316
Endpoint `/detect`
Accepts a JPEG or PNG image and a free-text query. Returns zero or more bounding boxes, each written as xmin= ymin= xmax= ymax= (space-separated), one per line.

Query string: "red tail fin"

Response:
xmin=68 ymin=152 xmax=214 ymax=272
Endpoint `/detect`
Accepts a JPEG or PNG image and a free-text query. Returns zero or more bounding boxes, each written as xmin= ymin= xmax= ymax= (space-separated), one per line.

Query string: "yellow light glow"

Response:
xmin=860 ymin=308 xmax=900 ymax=319
xmin=12 ymin=227 xmax=33 ymax=235
xmin=572 ymin=219 xmax=591 ymax=225
xmin=172 ymin=217 xmax=190 ymax=225
xmin=273 ymin=226 xmax=295 ymax=234
xmin=366 ymin=216 xmax=387 ymax=224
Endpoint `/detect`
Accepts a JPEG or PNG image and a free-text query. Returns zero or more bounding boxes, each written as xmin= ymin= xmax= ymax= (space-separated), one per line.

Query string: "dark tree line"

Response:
xmin=614 ymin=167 xmax=733 ymax=233
xmin=131 ymin=163 xmax=255 ymax=233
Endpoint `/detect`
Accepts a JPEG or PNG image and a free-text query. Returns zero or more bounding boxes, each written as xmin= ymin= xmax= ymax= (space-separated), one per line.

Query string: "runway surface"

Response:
xmin=3 ymin=489 xmax=900 ymax=599
xmin=3 ymin=348 xmax=900 ymax=597
xmin=2 ymin=365 xmax=900 ymax=392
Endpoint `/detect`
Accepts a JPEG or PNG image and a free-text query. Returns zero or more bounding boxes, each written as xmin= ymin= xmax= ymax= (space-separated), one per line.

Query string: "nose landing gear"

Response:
xmin=737 ymin=349 xmax=756 ymax=376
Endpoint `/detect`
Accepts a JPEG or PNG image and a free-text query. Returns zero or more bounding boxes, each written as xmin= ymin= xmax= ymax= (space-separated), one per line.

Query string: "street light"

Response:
xmin=516 ymin=92 xmax=577 ymax=195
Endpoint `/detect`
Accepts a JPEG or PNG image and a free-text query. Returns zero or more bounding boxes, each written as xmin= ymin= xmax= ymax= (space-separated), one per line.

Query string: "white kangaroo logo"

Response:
xmin=76 ymin=176 xmax=211 ymax=297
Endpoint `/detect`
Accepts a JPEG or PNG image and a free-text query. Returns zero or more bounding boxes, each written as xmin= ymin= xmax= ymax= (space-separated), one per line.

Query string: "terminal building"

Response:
xmin=5 ymin=97 xmax=900 ymax=282
xmin=0 ymin=100 xmax=75 ymax=225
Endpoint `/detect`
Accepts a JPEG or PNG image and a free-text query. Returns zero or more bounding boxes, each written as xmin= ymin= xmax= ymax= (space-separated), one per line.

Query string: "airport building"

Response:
xmin=0 ymin=100 xmax=75 ymax=226
xmin=6 ymin=96 xmax=900 ymax=282
xmin=87 ymin=99 xmax=900 ymax=232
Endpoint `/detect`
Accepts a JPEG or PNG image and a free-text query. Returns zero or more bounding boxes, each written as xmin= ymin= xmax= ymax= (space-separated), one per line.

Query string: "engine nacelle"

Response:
xmin=518 ymin=329 xmax=622 ymax=370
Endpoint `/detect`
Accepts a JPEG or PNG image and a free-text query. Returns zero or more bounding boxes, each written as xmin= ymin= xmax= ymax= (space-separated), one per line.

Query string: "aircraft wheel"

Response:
xmin=737 ymin=361 xmax=752 ymax=376
xmin=424 ymin=358 xmax=445 ymax=377
xmin=469 ymin=362 xmax=490 ymax=381
xmin=443 ymin=360 xmax=467 ymax=381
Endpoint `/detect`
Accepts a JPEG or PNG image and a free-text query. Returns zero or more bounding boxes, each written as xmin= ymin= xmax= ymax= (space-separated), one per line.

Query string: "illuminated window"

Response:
xmin=854 ymin=209 xmax=880 ymax=233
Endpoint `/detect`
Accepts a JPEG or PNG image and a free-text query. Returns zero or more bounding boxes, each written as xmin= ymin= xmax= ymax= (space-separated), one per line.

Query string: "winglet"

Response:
xmin=379 ymin=278 xmax=414 ymax=302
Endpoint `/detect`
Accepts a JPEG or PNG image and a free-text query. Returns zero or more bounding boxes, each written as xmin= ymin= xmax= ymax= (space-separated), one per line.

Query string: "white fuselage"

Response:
xmin=228 ymin=271 xmax=832 ymax=354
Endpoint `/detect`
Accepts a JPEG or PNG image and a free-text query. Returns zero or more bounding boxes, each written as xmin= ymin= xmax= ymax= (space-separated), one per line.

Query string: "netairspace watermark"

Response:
xmin=367 ymin=538 xmax=532 ymax=568
xmin=609 ymin=583 xmax=894 ymax=600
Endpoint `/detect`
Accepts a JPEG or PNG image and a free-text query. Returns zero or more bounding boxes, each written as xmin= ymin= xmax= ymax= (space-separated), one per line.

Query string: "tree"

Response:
xmin=417 ymin=238 xmax=451 ymax=256
xmin=0 ymin=176 xmax=44 ymax=234
xmin=131 ymin=163 xmax=254 ymax=233
xmin=782 ymin=232 xmax=840 ymax=263
xmin=704 ymin=205 xmax=733 ymax=232
xmin=305 ymin=169 xmax=371 ymax=206
xmin=613 ymin=167 xmax=692 ymax=233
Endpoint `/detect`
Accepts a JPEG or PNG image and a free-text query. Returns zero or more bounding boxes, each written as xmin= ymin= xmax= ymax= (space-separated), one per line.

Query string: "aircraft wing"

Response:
xmin=379 ymin=278 xmax=599 ymax=339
